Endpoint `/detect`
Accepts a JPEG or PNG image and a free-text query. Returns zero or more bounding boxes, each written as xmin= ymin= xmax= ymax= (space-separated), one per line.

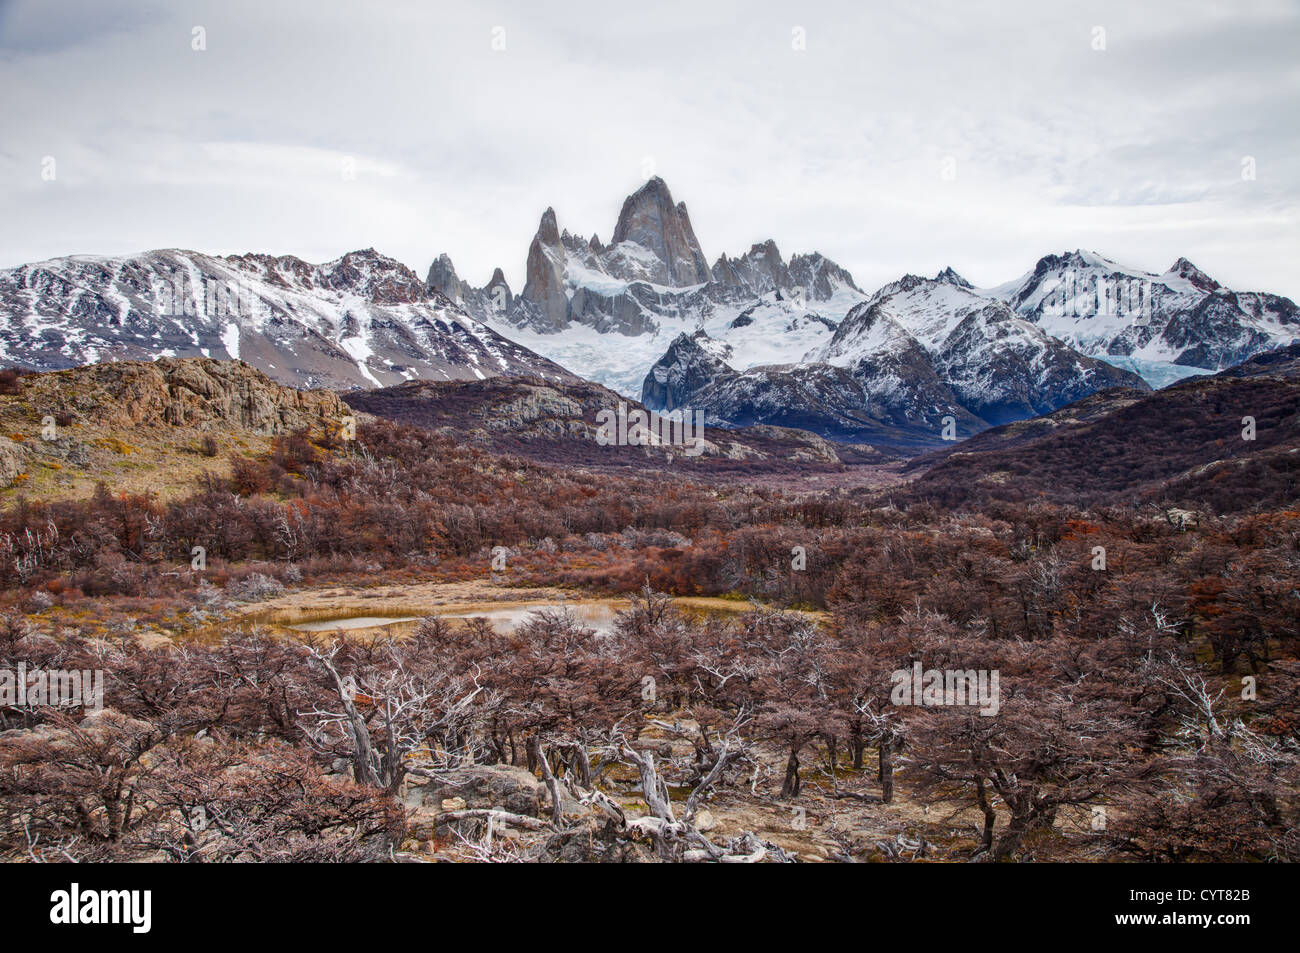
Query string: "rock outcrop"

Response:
xmin=426 ymin=256 xmax=513 ymax=318
xmin=16 ymin=357 xmax=347 ymax=434
xmin=425 ymin=253 xmax=472 ymax=303
xmin=404 ymin=764 xmax=546 ymax=819
xmin=711 ymin=240 xmax=788 ymax=296
xmin=520 ymin=208 xmax=571 ymax=331
xmin=609 ymin=177 xmax=710 ymax=287
xmin=0 ymin=436 xmax=27 ymax=488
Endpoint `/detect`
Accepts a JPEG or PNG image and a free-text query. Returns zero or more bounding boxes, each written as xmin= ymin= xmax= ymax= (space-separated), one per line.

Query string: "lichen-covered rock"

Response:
xmin=405 ymin=764 xmax=545 ymax=818
xmin=0 ymin=435 xmax=27 ymax=488
xmin=16 ymin=357 xmax=347 ymax=435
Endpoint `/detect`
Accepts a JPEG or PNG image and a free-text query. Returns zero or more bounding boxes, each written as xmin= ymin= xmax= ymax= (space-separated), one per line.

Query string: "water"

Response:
xmin=290 ymin=615 xmax=423 ymax=632
xmin=288 ymin=603 xmax=624 ymax=635
xmin=438 ymin=602 xmax=623 ymax=634
xmin=285 ymin=598 xmax=745 ymax=637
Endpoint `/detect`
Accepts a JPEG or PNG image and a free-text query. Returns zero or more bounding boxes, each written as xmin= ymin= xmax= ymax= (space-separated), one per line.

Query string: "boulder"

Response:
xmin=405 ymin=763 xmax=545 ymax=818
xmin=0 ymin=436 xmax=27 ymax=488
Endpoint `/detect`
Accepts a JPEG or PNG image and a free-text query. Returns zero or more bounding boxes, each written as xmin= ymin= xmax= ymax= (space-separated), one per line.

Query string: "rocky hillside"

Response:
xmin=0 ymin=248 xmax=575 ymax=391
xmin=900 ymin=343 xmax=1300 ymax=512
xmin=0 ymin=357 xmax=352 ymax=498
xmin=341 ymin=373 xmax=890 ymax=479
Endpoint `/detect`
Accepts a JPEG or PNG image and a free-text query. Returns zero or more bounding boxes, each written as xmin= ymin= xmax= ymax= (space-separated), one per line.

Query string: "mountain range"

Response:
xmin=1 ymin=176 xmax=1296 ymax=452
xmin=642 ymin=269 xmax=1148 ymax=447
xmin=0 ymin=248 xmax=575 ymax=391
xmin=982 ymin=249 xmax=1300 ymax=382
xmin=424 ymin=177 xmax=1299 ymax=447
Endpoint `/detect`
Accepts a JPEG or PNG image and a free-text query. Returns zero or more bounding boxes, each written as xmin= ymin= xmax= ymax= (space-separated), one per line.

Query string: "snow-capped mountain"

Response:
xmin=981 ymin=250 xmax=1299 ymax=383
xmin=427 ymin=177 xmax=865 ymax=397
xmin=646 ymin=332 xmax=982 ymax=449
xmin=0 ymin=248 xmax=574 ymax=390
xmin=640 ymin=330 xmax=737 ymax=413
xmin=7 ymin=171 xmax=1292 ymax=447
xmin=819 ymin=270 xmax=1148 ymax=424
xmin=428 ymin=179 xmax=1297 ymax=436
xmin=643 ymin=270 xmax=1149 ymax=448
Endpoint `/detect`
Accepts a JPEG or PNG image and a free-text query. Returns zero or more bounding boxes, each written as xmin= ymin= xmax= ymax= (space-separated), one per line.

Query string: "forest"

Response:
xmin=1 ymin=415 xmax=1296 ymax=862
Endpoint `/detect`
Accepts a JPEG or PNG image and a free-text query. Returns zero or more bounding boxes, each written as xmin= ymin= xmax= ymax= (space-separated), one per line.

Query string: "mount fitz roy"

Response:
xmin=428 ymin=176 xmax=1298 ymax=446
xmin=429 ymin=177 xmax=867 ymax=399
xmin=435 ymin=177 xmax=863 ymax=339
xmin=1 ymin=176 xmax=1296 ymax=450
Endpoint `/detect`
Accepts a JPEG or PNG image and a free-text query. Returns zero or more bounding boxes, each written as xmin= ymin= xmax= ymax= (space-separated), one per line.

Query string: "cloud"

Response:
xmin=0 ymin=0 xmax=162 ymax=53
xmin=0 ymin=0 xmax=1296 ymax=299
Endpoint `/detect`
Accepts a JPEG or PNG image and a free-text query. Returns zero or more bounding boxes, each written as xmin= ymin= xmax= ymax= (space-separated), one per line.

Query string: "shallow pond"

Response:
xmin=280 ymin=596 xmax=758 ymax=637
xmin=436 ymin=602 xmax=624 ymax=634
xmin=441 ymin=603 xmax=624 ymax=631
xmin=286 ymin=603 xmax=622 ymax=635
xmin=290 ymin=615 xmax=424 ymax=632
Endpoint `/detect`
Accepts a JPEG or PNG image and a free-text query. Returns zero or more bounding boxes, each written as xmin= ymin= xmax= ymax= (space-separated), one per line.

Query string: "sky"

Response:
xmin=1 ymin=0 xmax=1297 ymax=299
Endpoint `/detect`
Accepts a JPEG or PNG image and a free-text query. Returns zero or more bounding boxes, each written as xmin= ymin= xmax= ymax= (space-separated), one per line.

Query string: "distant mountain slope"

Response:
xmin=640 ymin=331 xmax=982 ymax=451
xmin=814 ymin=271 xmax=1147 ymax=424
xmin=900 ymin=343 xmax=1300 ymax=512
xmin=981 ymin=250 xmax=1299 ymax=375
xmin=0 ymin=248 xmax=574 ymax=391
xmin=640 ymin=271 xmax=1148 ymax=451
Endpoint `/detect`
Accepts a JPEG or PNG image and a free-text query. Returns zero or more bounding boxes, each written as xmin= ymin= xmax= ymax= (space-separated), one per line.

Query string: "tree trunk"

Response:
xmin=850 ymin=721 xmax=865 ymax=770
xmin=991 ymin=811 xmax=1031 ymax=861
xmin=780 ymin=748 xmax=801 ymax=798
xmin=975 ymin=777 xmax=996 ymax=855
xmin=878 ymin=740 xmax=894 ymax=804
xmin=570 ymin=742 xmax=593 ymax=789
xmin=531 ymin=736 xmax=564 ymax=827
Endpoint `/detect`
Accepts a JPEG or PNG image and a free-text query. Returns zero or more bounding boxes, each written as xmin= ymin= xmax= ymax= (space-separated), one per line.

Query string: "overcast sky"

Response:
xmin=1 ymin=0 xmax=1297 ymax=299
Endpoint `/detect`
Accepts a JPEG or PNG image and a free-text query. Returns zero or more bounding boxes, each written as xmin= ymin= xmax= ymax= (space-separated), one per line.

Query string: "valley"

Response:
xmin=0 ymin=343 xmax=1296 ymax=864
xmin=1 ymin=174 xmax=1297 ymax=869
xmin=1 ymin=171 xmax=1297 ymax=866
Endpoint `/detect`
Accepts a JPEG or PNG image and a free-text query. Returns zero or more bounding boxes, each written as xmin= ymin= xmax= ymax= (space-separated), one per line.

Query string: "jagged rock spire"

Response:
xmin=610 ymin=177 xmax=710 ymax=286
